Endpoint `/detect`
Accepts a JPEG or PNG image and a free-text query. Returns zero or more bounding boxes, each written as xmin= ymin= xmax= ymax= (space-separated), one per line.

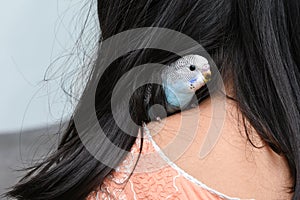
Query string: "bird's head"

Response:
xmin=162 ymin=55 xmax=211 ymax=93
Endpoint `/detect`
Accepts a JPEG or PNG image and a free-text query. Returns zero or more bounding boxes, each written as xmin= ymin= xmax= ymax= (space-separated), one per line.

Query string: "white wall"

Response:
xmin=0 ymin=0 xmax=96 ymax=133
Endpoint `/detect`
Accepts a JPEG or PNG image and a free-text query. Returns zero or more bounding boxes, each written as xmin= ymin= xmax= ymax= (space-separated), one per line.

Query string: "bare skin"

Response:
xmin=147 ymin=94 xmax=293 ymax=199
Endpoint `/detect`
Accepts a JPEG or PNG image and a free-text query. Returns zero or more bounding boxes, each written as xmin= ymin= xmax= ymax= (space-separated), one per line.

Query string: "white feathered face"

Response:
xmin=162 ymin=55 xmax=211 ymax=93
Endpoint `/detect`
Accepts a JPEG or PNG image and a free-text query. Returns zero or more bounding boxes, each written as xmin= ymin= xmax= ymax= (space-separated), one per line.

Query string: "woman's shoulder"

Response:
xmin=87 ymin=98 xmax=292 ymax=200
xmin=148 ymin=98 xmax=293 ymax=199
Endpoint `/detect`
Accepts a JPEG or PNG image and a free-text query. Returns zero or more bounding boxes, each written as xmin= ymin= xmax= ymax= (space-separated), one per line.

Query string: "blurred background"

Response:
xmin=0 ymin=0 xmax=98 ymax=198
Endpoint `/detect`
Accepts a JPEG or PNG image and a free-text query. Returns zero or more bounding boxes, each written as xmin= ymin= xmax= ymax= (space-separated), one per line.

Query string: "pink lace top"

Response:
xmin=86 ymin=126 xmax=251 ymax=200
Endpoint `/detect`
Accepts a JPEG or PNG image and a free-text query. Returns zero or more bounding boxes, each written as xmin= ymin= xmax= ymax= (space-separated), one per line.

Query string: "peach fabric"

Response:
xmin=86 ymin=127 xmax=244 ymax=200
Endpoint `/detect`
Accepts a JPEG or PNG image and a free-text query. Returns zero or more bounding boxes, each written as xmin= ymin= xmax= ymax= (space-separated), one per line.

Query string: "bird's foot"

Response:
xmin=156 ymin=116 xmax=162 ymax=122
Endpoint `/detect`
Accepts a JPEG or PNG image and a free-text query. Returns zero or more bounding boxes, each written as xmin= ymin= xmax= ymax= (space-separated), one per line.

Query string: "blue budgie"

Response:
xmin=161 ymin=54 xmax=211 ymax=113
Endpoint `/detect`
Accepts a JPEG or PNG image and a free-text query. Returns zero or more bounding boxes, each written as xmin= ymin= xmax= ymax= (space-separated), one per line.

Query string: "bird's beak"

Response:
xmin=203 ymin=71 xmax=211 ymax=83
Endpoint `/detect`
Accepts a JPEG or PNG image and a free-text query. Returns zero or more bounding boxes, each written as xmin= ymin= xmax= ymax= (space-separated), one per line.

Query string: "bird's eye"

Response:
xmin=189 ymin=65 xmax=196 ymax=71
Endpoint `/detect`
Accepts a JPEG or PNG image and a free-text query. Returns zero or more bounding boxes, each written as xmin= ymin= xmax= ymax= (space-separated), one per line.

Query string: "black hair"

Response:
xmin=6 ymin=0 xmax=300 ymax=199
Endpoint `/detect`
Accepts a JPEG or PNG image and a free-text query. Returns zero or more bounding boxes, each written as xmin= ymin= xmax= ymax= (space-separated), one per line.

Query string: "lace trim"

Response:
xmin=87 ymin=125 xmax=255 ymax=200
